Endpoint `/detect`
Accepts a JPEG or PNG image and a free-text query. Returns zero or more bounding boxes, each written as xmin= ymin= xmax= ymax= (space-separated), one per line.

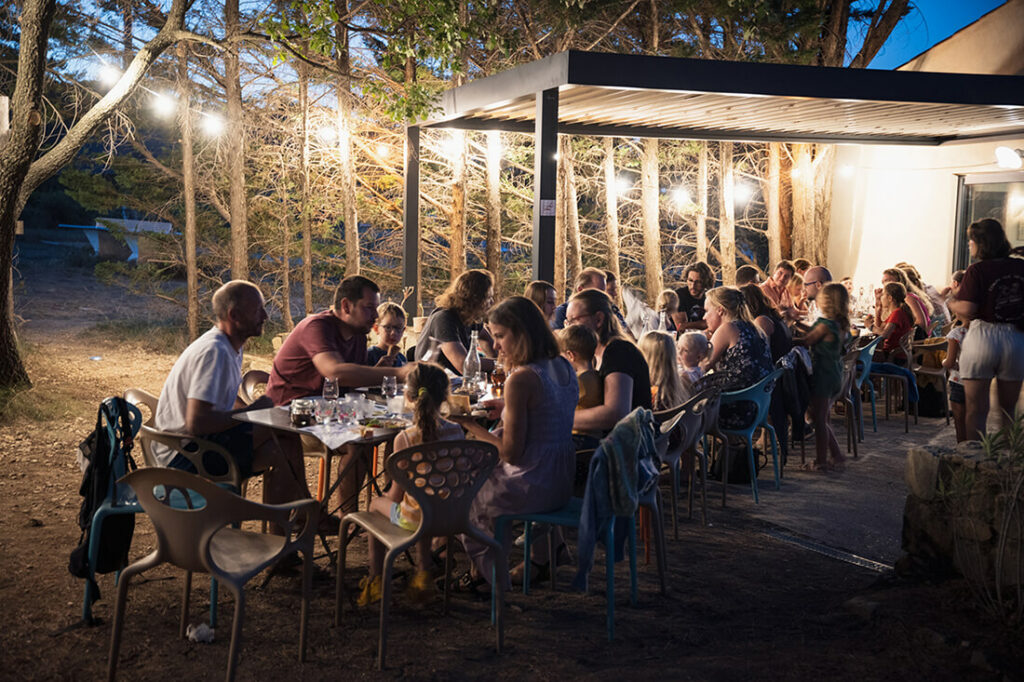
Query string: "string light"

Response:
xmin=734 ymin=182 xmax=753 ymax=206
xmin=99 ymin=64 xmax=121 ymax=87
xmin=200 ymin=113 xmax=224 ymax=137
xmin=672 ymin=187 xmax=690 ymax=206
xmin=151 ymin=92 xmax=175 ymax=118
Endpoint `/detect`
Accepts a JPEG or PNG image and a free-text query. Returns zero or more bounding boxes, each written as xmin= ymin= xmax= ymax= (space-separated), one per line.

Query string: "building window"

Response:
xmin=954 ymin=172 xmax=1024 ymax=271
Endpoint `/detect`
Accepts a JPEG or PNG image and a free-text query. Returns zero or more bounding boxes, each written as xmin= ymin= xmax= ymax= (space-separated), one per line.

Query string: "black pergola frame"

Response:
xmin=401 ymin=50 xmax=1024 ymax=317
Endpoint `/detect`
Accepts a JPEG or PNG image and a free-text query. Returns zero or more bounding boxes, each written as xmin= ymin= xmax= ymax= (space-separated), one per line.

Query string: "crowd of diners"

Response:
xmin=150 ymin=217 xmax=1023 ymax=602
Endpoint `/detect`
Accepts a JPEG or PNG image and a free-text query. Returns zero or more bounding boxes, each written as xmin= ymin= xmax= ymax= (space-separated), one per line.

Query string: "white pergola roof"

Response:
xmin=419 ymin=50 xmax=1024 ymax=145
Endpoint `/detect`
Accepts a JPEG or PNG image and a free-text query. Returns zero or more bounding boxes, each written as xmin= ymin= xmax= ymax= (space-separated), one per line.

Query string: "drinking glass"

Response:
xmin=323 ymin=377 xmax=339 ymax=402
xmin=381 ymin=376 xmax=398 ymax=399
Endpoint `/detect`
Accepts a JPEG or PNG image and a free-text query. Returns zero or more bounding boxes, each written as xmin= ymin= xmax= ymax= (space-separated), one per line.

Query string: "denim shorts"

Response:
xmin=949 ymin=381 xmax=965 ymax=405
xmin=168 ymin=423 xmax=255 ymax=479
xmin=959 ymin=320 xmax=1024 ymax=382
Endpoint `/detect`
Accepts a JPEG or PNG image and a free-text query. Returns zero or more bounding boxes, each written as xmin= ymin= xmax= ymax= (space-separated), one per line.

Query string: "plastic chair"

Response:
xmin=910 ymin=337 xmax=950 ymax=425
xmin=107 ymin=468 xmax=318 ymax=682
xmin=124 ymin=388 xmax=242 ymax=490
xmin=79 ymin=397 xmax=142 ymax=624
xmin=335 ymin=440 xmax=503 ymax=670
xmin=853 ymin=336 xmax=883 ymax=440
xmin=718 ymin=368 xmax=784 ymax=505
xmin=493 ymin=413 xmax=656 ymax=641
xmin=834 ymin=350 xmax=860 ymax=459
xmin=869 ymin=329 xmax=917 ymax=433
xmin=238 ymin=369 xmax=269 ymax=405
xmin=654 ymin=388 xmax=719 ymax=533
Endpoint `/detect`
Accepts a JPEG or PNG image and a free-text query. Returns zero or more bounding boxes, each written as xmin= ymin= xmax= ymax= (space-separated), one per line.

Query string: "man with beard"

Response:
xmin=673 ymin=261 xmax=715 ymax=331
xmin=267 ymin=275 xmax=412 ymax=405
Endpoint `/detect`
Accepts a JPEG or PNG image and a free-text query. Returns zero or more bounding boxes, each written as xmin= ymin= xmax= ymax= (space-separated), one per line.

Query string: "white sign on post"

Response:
xmin=539 ymin=199 xmax=556 ymax=216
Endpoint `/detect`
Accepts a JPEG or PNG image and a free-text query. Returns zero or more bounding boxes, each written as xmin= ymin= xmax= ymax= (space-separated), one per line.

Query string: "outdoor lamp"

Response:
xmin=995 ymin=146 xmax=1024 ymax=169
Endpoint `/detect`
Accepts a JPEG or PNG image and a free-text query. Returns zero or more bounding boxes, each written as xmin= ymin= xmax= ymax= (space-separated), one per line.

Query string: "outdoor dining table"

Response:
xmin=233 ymin=400 xmax=403 ymax=528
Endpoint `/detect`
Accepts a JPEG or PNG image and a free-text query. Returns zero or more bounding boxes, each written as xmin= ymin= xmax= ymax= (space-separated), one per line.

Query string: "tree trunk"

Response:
xmin=812 ymin=144 xmax=835 ymax=267
xmin=779 ymin=147 xmax=793 ymax=259
xmin=1 ymin=96 xmax=11 ymax=336
xmin=299 ymin=60 xmax=313 ymax=314
xmin=641 ymin=137 xmax=663 ymax=298
xmin=177 ymin=44 xmax=199 ymax=342
xmin=602 ymin=137 xmax=622 ymax=289
xmin=562 ymin=136 xmax=582 ymax=288
xmin=696 ymin=141 xmax=708 ymax=263
xmin=225 ymin=0 xmax=248 ymax=280
xmin=766 ymin=142 xmax=782 ymax=269
xmin=555 ymin=143 xmax=566 ymax=297
xmin=281 ymin=213 xmax=294 ymax=328
xmin=449 ymin=129 xmax=467 ymax=277
xmin=485 ymin=130 xmax=502 ymax=292
xmin=718 ymin=141 xmax=736 ymax=283
xmin=0 ymin=0 xmax=57 ymax=390
xmin=336 ymin=1 xmax=359 ymax=276
xmin=791 ymin=143 xmax=815 ymax=261
xmin=1 ymin=0 xmax=190 ymax=390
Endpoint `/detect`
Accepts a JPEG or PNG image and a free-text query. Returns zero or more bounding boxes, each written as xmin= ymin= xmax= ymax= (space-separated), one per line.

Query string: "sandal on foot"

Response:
xmin=406 ymin=570 xmax=436 ymax=604
xmin=444 ymin=570 xmax=487 ymax=595
xmin=357 ymin=575 xmax=382 ymax=607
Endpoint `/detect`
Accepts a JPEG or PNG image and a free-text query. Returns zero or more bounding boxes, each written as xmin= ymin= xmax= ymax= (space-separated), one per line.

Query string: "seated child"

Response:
xmin=360 ymin=363 xmax=461 ymax=606
xmin=559 ymin=324 xmax=603 ymax=439
xmin=367 ymin=301 xmax=408 ymax=367
xmin=639 ymin=330 xmax=686 ymax=410
xmin=677 ymin=331 xmax=709 ymax=397
xmin=943 ymin=317 xmax=969 ymax=443
xmin=656 ymin=289 xmax=679 ymax=333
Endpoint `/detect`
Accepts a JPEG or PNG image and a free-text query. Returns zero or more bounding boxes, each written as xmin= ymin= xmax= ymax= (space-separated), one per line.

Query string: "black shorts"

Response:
xmin=168 ymin=423 xmax=255 ymax=479
xmin=949 ymin=381 xmax=965 ymax=405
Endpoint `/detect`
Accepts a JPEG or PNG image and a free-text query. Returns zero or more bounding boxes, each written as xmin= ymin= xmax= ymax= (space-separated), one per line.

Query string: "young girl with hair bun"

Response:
xmin=358 ymin=362 xmax=462 ymax=606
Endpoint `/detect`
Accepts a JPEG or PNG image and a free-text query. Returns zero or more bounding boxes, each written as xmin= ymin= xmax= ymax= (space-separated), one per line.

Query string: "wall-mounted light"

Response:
xmin=995 ymin=146 xmax=1023 ymax=170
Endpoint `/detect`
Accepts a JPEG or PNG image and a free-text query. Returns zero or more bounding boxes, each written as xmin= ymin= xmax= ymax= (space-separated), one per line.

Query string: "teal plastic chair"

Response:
xmin=492 ymin=412 xmax=655 ymax=641
xmin=80 ymin=397 xmax=142 ymax=624
xmin=718 ymin=368 xmax=784 ymax=505
xmin=853 ymin=336 xmax=883 ymax=440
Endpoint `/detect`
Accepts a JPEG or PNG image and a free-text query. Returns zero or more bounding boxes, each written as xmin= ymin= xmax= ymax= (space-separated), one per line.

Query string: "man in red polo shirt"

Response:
xmin=267 ymin=275 xmax=412 ymax=405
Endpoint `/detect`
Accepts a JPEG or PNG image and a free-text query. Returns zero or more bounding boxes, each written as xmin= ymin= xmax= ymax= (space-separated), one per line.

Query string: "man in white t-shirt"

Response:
xmin=155 ymin=280 xmax=313 ymax=508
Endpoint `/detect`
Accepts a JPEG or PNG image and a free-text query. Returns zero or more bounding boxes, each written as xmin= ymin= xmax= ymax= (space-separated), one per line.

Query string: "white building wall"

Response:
xmin=828 ymin=139 xmax=1023 ymax=289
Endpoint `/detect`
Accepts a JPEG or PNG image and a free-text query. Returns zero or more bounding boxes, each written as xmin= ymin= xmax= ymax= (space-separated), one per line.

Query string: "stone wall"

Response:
xmin=901 ymin=442 xmax=1024 ymax=588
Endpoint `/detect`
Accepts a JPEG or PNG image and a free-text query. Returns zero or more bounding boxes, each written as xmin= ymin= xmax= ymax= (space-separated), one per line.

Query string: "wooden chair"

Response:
xmin=910 ymin=337 xmax=950 ymax=425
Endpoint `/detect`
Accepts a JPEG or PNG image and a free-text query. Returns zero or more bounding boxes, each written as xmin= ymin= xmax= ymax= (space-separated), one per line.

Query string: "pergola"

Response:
xmin=401 ymin=50 xmax=1024 ymax=316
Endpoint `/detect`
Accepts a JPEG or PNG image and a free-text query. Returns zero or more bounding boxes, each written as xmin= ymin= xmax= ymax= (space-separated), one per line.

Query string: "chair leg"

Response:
xmin=377 ymin=552 xmax=396 ymax=670
xmin=335 ymin=518 xmax=353 ymax=627
xmin=225 ymin=586 xmax=245 ymax=682
xmin=720 ymin=436 xmax=729 ymax=508
xmin=765 ymin=424 xmax=780 ymax=491
xmin=179 ymin=571 xmax=193 ymax=639
xmin=85 ymin=507 xmax=112 ymax=624
xmin=547 ymin=528 xmax=558 ymax=591
xmin=627 ymin=517 xmax=638 ymax=607
xmin=444 ymin=534 xmax=453 ymax=616
xmin=671 ymin=459 xmax=680 ymax=538
xmin=300 ymin=544 xmax=312 ymax=662
xmin=106 ymin=564 xmax=140 ymax=682
xmin=648 ymin=494 xmax=667 ymax=595
xmin=605 ymin=522 xmax=615 ymax=641
xmin=698 ymin=446 xmax=709 ymax=526
xmin=746 ymin=439 xmax=759 ymax=504
xmin=210 ymin=577 xmax=219 ymax=629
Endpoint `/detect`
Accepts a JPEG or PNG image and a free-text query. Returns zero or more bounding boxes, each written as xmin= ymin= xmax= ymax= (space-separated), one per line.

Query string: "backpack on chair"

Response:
xmin=68 ymin=397 xmax=138 ymax=589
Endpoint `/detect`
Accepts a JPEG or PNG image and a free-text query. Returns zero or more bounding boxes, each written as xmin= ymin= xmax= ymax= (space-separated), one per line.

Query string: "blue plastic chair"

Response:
xmin=492 ymin=423 xmax=650 ymax=641
xmin=853 ymin=336 xmax=883 ymax=440
xmin=80 ymin=398 xmax=142 ymax=624
xmin=718 ymin=368 xmax=784 ymax=505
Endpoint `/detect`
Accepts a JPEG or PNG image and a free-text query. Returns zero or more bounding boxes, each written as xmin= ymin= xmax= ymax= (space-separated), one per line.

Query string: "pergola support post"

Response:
xmin=532 ymin=88 xmax=558 ymax=284
xmin=402 ymin=125 xmax=420 ymax=320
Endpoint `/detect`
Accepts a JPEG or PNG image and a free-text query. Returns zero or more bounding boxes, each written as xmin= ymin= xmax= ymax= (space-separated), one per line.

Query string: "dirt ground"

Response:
xmin=1 ymin=244 xmax=1022 ymax=681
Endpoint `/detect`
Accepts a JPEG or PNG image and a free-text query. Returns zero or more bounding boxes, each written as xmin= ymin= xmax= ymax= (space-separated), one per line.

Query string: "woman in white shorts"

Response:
xmin=949 ymin=218 xmax=1024 ymax=440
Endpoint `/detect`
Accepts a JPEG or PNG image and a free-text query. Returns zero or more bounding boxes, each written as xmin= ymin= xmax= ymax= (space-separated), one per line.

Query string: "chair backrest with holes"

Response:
xmin=385 ymin=440 xmax=499 ymax=537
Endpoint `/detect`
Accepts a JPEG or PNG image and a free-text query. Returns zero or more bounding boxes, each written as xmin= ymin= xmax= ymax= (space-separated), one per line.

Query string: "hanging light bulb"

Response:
xmin=201 ymin=113 xmax=224 ymax=136
xmin=995 ymin=146 xmax=1023 ymax=170
xmin=151 ymin=92 xmax=175 ymax=118
xmin=734 ymin=182 xmax=753 ymax=206
xmin=98 ymin=63 xmax=121 ymax=87
xmin=317 ymin=125 xmax=338 ymax=143
xmin=672 ymin=187 xmax=690 ymax=206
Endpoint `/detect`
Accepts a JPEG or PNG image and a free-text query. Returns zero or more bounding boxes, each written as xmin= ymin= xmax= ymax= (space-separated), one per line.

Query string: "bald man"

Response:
xmin=799 ymin=266 xmax=833 ymax=329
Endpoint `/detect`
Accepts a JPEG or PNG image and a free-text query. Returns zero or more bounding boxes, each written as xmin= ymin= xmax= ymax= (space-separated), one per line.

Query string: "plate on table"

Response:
xmin=358 ymin=417 xmax=410 ymax=430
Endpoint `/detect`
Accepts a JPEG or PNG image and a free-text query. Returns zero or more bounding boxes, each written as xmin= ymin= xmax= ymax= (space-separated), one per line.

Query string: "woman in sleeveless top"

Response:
xmin=453 ymin=297 xmax=578 ymax=588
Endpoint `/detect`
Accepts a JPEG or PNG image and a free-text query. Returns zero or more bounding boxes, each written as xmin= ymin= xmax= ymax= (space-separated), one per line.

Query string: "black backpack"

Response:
xmin=68 ymin=398 xmax=138 ymax=598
